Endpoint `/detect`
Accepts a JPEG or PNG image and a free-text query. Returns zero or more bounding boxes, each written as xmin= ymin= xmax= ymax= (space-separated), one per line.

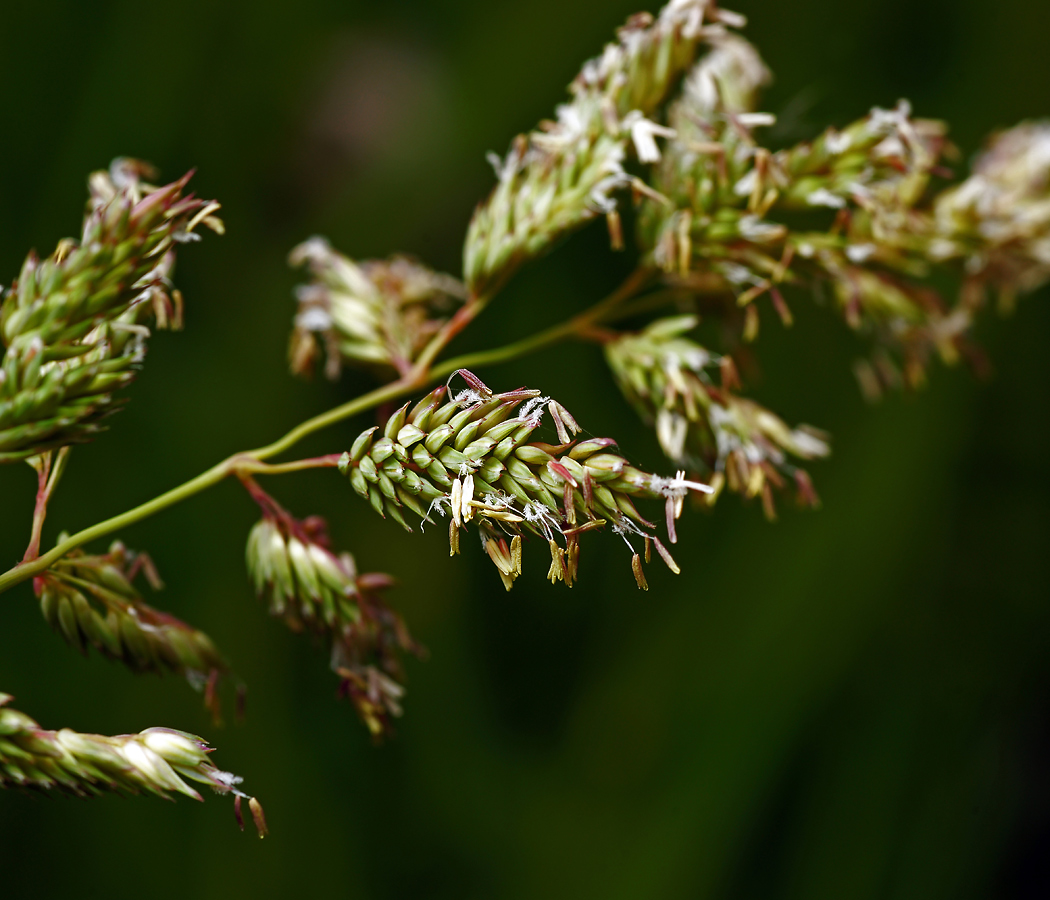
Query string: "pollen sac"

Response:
xmin=288 ymin=237 xmax=465 ymax=379
xmin=342 ymin=370 xmax=712 ymax=590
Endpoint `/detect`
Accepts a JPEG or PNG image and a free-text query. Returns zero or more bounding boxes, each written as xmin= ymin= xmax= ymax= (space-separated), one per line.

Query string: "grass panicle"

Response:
xmin=2 ymin=0 xmax=1049 ymax=838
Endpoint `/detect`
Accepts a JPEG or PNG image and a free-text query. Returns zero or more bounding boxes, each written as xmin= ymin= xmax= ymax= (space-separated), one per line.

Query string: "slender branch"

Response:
xmin=428 ymin=268 xmax=654 ymax=377
xmin=0 ymin=271 xmax=652 ymax=597
xmin=23 ymin=447 xmax=72 ymax=562
xmin=410 ymin=292 xmax=491 ymax=378
xmin=232 ymin=455 xmax=343 ymax=477
xmin=0 ymin=381 xmax=407 ymax=596
xmin=241 ymin=375 xmax=416 ymax=463
xmin=23 ymin=461 xmax=52 ymax=564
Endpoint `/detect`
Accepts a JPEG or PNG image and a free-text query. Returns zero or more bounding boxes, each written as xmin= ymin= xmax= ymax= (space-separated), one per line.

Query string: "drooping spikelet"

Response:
xmin=244 ymin=487 xmax=421 ymax=739
xmin=34 ymin=540 xmax=233 ymax=722
xmin=604 ymin=316 xmax=828 ymax=518
xmin=0 ymin=693 xmax=265 ymax=835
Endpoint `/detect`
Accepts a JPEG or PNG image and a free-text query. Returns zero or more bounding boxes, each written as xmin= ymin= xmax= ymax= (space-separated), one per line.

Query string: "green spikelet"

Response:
xmin=0 ymin=159 xmax=222 ymax=462
xmin=35 ymin=540 xmax=232 ymax=722
xmin=344 ymin=371 xmax=710 ymax=590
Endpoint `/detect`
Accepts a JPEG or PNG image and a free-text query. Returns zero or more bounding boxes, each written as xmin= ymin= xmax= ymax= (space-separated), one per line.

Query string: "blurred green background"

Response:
xmin=2 ymin=1 xmax=1049 ymax=897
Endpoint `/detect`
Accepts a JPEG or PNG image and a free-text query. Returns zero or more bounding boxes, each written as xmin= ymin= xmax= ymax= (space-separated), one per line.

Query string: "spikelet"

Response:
xmin=34 ymin=540 xmax=233 ymax=722
xmin=604 ymin=316 xmax=828 ymax=517
xmin=0 ymin=693 xmax=264 ymax=835
xmin=288 ymin=237 xmax=465 ymax=379
xmin=244 ymin=496 xmax=422 ymax=739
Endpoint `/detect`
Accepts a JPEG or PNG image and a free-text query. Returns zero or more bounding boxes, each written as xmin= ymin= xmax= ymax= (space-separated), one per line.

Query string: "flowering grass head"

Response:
xmin=341 ymin=371 xmax=712 ymax=590
xmin=1 ymin=0 xmax=1048 ymax=841
xmin=0 ymin=160 xmax=221 ymax=463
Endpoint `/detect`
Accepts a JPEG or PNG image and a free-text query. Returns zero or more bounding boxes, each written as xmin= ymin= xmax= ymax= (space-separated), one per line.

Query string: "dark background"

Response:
xmin=2 ymin=1 xmax=1049 ymax=897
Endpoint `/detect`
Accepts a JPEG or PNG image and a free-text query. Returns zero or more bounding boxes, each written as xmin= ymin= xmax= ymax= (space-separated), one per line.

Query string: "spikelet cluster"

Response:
xmin=0 ymin=693 xmax=265 ymax=834
xmin=34 ymin=541 xmax=232 ymax=721
xmin=245 ymin=500 xmax=421 ymax=738
xmin=341 ymin=371 xmax=710 ymax=591
xmin=0 ymin=159 xmax=221 ymax=462
xmin=463 ymin=0 xmax=748 ymax=296
xmin=932 ymin=122 xmax=1050 ymax=296
xmin=630 ymin=14 xmax=1050 ymax=397
xmin=641 ymin=61 xmax=953 ymax=352
xmin=605 ymin=317 xmax=828 ymax=517
xmin=288 ymin=237 xmax=465 ymax=379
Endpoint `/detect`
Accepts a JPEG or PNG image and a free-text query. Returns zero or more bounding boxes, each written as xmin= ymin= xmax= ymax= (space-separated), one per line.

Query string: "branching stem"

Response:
xmin=432 ymin=268 xmax=654 ymax=373
xmin=22 ymin=447 xmax=72 ymax=563
xmin=0 ymin=270 xmax=654 ymax=597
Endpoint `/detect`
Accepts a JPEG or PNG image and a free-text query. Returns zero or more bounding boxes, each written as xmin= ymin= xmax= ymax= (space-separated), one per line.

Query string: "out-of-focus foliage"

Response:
xmin=0 ymin=0 xmax=1048 ymax=898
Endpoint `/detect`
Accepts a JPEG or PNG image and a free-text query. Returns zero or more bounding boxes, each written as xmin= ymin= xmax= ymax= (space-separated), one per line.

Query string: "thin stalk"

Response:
xmin=0 ymin=271 xmax=651 ymax=597
xmin=23 ymin=461 xmax=52 ymax=564
xmin=410 ymin=291 xmax=491 ymax=378
xmin=429 ymin=269 xmax=654 ymax=376
xmin=23 ymin=447 xmax=72 ymax=562
xmin=242 ymin=373 xmax=416 ymax=462
xmin=0 ymin=383 xmax=406 ymax=596
xmin=233 ymin=455 xmax=343 ymax=477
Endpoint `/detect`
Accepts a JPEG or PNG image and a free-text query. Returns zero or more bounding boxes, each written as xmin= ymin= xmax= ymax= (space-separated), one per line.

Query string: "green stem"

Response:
xmin=0 ymin=381 xmax=408 ymax=596
xmin=234 ymin=455 xmax=343 ymax=476
xmin=411 ymin=293 xmax=490 ymax=378
xmin=430 ymin=268 xmax=654 ymax=376
xmin=0 ymin=270 xmax=652 ymax=597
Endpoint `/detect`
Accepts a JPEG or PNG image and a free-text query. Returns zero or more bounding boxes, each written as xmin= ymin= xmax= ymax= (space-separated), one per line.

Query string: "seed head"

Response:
xmin=0 ymin=693 xmax=263 ymax=834
xmin=0 ymin=160 xmax=221 ymax=463
xmin=464 ymin=1 xmax=748 ymax=296
xmin=635 ymin=60 xmax=996 ymax=391
xmin=288 ymin=237 xmax=465 ymax=379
